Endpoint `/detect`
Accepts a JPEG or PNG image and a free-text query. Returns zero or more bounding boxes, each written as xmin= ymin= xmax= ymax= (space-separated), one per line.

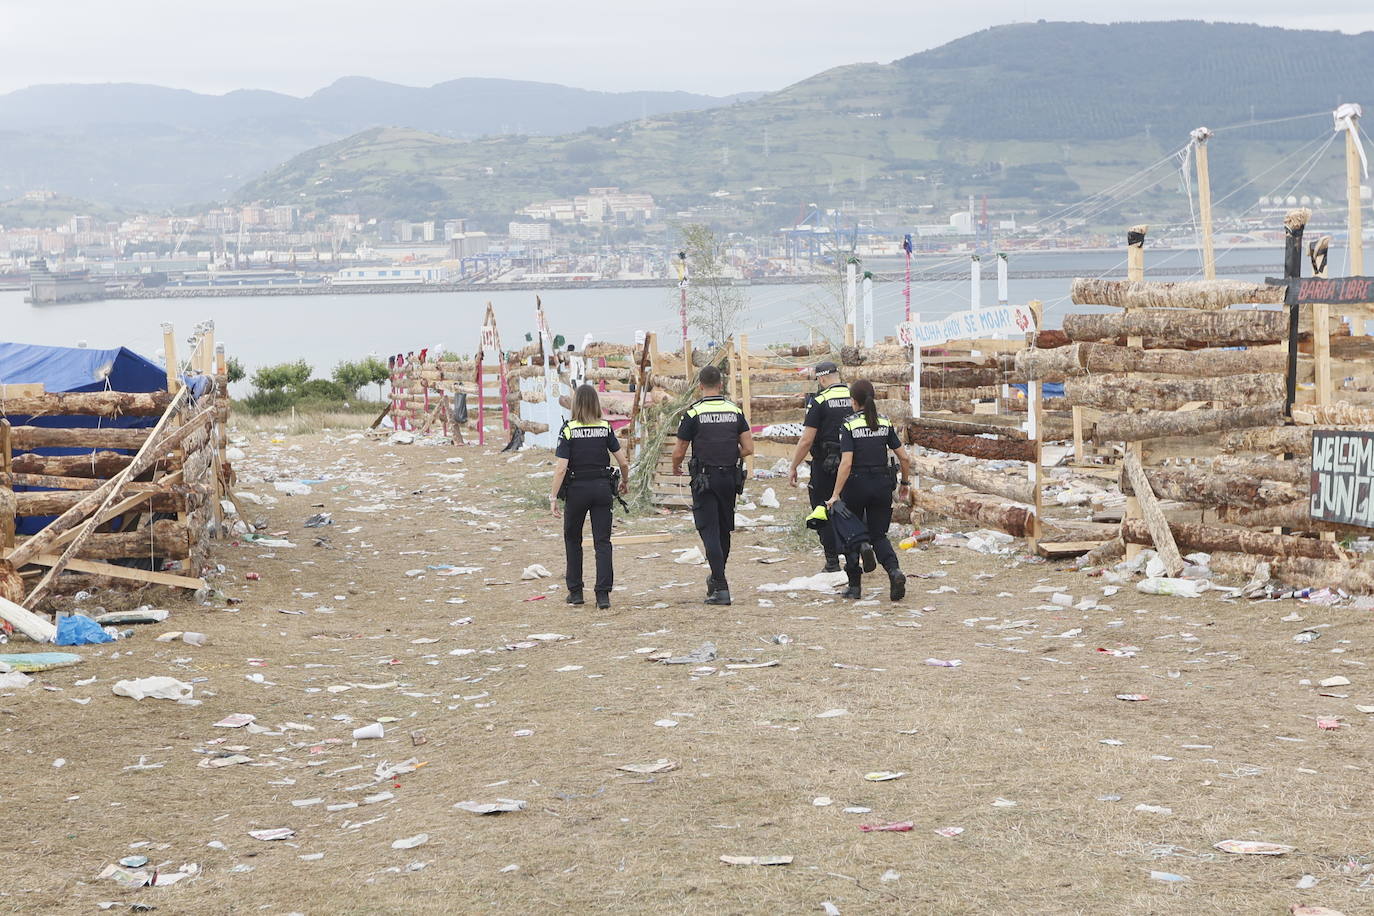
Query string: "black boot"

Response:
xmin=705 ymin=585 xmax=732 ymax=606
xmin=887 ymin=566 xmax=906 ymax=602
xmin=595 ymin=591 xmax=611 ymax=610
xmin=841 ymin=566 xmax=862 ymax=600
xmin=566 ymin=589 xmax=585 ymax=606
xmin=705 ymin=576 xmax=718 ymax=601
xmin=821 ymin=556 xmax=841 ymax=573
xmin=860 ymin=544 xmax=877 ymax=573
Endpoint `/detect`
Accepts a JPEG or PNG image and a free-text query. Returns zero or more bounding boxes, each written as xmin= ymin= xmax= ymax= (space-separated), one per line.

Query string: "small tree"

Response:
xmin=675 ymin=224 xmax=745 ymax=347
xmin=361 ymin=356 xmax=391 ymax=402
xmin=225 ymin=356 xmax=246 ymax=384
xmin=332 ymin=360 xmax=370 ymax=398
xmin=251 ymin=360 xmax=312 ymax=392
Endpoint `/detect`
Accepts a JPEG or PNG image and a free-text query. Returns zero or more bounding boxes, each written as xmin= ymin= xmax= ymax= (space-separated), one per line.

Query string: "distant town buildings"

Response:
xmin=522 ymin=187 xmax=656 ymax=225
xmin=508 ymin=222 xmax=552 ymax=242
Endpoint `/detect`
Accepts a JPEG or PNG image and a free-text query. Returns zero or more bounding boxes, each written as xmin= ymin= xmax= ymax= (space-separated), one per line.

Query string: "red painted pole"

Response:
xmin=476 ymin=356 xmax=485 ymax=447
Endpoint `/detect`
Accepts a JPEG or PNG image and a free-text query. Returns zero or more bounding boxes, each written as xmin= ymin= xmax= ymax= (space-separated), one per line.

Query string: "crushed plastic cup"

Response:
xmin=352 ymin=723 xmax=384 ymax=740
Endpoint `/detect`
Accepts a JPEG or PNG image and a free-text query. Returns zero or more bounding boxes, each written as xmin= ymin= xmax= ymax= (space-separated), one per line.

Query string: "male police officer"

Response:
xmin=672 ymin=365 xmax=753 ymax=606
xmin=788 ymin=361 xmax=850 ymax=572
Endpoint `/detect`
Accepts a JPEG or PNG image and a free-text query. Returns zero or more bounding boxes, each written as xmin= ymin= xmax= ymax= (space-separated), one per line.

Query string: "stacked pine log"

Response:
xmin=391 ymin=355 xmax=475 ymax=435
xmin=1044 ymin=257 xmax=1374 ymax=589
xmin=0 ymin=383 xmax=225 ymax=608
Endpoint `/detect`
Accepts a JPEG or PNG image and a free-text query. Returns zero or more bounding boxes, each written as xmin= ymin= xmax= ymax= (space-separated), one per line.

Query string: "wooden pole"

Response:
xmin=683 ymin=338 xmax=693 ymax=384
xmin=162 ymin=323 xmax=179 ymax=392
xmin=1310 ymin=236 xmax=1333 ymax=407
xmin=1121 ymin=450 xmax=1184 ymax=575
xmin=1123 ymin=225 xmax=1147 ymax=560
xmin=1348 ymin=119 xmax=1365 ymax=274
xmin=1193 ymin=128 xmax=1217 ymax=281
xmin=1284 ymin=209 xmax=1309 ymax=417
xmin=845 ymin=260 xmax=857 ymax=348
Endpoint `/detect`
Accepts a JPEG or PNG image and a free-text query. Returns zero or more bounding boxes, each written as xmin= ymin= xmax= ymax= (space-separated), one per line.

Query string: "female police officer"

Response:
xmin=825 ymin=378 xmax=911 ymax=602
xmin=549 ymin=384 xmax=630 ymax=609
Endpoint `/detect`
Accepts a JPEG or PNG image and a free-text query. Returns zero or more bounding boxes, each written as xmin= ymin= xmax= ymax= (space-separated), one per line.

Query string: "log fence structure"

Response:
xmin=1022 ymin=212 xmax=1374 ymax=587
xmin=0 ymin=322 xmax=234 ymax=617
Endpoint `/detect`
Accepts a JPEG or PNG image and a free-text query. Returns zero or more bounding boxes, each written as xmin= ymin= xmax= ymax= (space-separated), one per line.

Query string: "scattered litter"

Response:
xmin=815 ymin=709 xmax=848 ymax=719
xmin=54 ymin=614 xmax=114 ymax=646
xmin=726 ymin=660 xmax=780 ymax=670
xmin=1319 ymin=676 xmax=1352 ymax=688
xmin=813 ymin=797 xmax=833 ymax=807
xmin=654 ymin=719 xmax=679 ymax=728
xmin=933 ymin=827 xmax=964 ymax=837
xmin=1150 ymin=871 xmax=1189 ymax=883
xmin=858 ymin=821 xmax=913 ymax=832
xmin=391 ymin=834 xmax=429 ymax=850
xmin=213 ymin=714 xmax=256 ymax=729
xmin=1136 ymin=578 xmax=1206 ymax=598
xmin=454 ymin=799 xmax=526 ymax=814
xmin=1134 ymin=804 xmax=1172 ymax=815
xmin=662 ymin=643 xmax=716 ymax=665
xmin=617 ymin=760 xmax=678 ymax=774
xmin=248 ymin=828 xmax=296 ymax=841
xmin=864 ymin=771 xmax=906 ymax=782
xmin=112 ymin=677 xmax=193 ymax=702
xmin=352 ymin=723 xmax=384 ymax=740
xmin=924 ymin=658 xmax=962 ymax=668
xmin=759 ymin=572 xmax=847 ymax=593
xmin=673 ymin=548 xmax=705 ymax=565
xmin=1116 ymin=694 xmax=1150 ymax=702
xmin=521 ymin=564 xmax=553 ymax=580
xmin=719 ymin=855 xmax=792 ymax=866
xmin=0 ymin=671 xmax=33 ymax=689
xmin=1213 ymin=840 xmax=1293 ymax=855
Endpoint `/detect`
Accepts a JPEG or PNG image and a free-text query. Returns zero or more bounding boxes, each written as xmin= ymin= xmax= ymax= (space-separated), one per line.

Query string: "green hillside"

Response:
xmin=238 ymin=20 xmax=1373 ymax=227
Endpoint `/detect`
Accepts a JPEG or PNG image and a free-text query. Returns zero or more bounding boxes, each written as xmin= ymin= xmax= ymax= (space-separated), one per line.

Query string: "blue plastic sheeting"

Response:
xmin=1 ymin=341 xmax=167 ymax=535
xmin=1009 ymin=382 xmax=1066 ymax=399
xmin=0 ymin=342 xmax=165 ymax=393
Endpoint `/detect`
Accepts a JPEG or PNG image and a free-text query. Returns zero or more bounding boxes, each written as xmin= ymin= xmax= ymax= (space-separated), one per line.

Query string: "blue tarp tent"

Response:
xmin=1 ymin=342 xmax=167 ymax=535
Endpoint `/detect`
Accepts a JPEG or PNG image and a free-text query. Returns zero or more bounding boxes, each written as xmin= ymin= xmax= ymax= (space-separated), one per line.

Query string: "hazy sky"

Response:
xmin=4 ymin=1 xmax=1374 ymax=97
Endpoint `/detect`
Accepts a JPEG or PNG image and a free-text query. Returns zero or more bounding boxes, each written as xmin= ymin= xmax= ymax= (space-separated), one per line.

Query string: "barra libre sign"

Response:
xmin=1293 ymin=276 xmax=1374 ymax=305
xmin=898 ymin=304 xmax=1034 ymax=348
xmin=1310 ymin=429 xmax=1374 ymax=528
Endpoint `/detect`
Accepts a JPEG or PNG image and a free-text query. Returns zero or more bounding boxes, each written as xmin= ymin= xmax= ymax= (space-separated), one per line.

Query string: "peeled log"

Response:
xmin=841 ymin=344 xmax=909 ymax=366
xmin=1122 ymin=450 xmax=1184 ymax=576
xmin=1205 ymin=457 xmax=1307 ymax=486
xmin=1221 ymin=426 xmax=1312 ymax=456
xmin=1063 ymin=309 xmax=1288 ymax=345
xmin=909 ymin=455 xmax=1034 ymax=504
xmin=921 ymin=367 xmax=1005 ymax=388
xmin=1091 ymin=403 xmax=1285 ymax=443
xmin=1218 ymin=499 xmax=1374 ymax=536
xmin=909 ymin=416 xmax=1027 ymax=440
xmin=512 ymin=418 xmax=550 ymax=435
xmin=0 ymin=390 xmax=173 ymax=419
xmin=903 ymin=423 xmax=1035 ymax=462
xmin=911 ymin=488 xmax=1033 ymax=537
xmin=1290 ymin=402 xmax=1374 ymax=426
xmin=13 ymin=518 xmax=189 ymax=560
xmin=16 ymin=489 xmax=181 ymax=516
xmin=841 ymin=365 xmax=920 ymax=386
xmin=1070 ymin=278 xmax=1284 ymax=310
xmin=1136 ymin=467 xmax=1300 ymax=508
xmin=11 ymin=450 xmax=136 ymax=478
xmin=1211 ymin=552 xmax=1374 ymax=593
xmin=1121 ymin=518 xmax=1343 ymax=561
xmin=1017 ymin=342 xmax=1287 ymax=381
xmin=1065 ymin=373 xmax=1284 ymax=412
xmin=9 ymin=426 xmax=152 ymax=451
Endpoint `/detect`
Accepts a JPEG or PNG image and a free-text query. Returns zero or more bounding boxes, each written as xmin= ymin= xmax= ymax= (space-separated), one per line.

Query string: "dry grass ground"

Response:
xmin=1 ymin=430 xmax=1371 ymax=915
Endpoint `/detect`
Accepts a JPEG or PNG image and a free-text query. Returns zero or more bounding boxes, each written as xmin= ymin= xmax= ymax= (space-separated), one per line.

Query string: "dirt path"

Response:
xmin=3 ymin=430 xmax=1371 ymax=915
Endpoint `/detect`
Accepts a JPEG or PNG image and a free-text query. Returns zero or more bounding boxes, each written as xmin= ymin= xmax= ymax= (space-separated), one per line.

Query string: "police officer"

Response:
xmin=825 ymin=378 xmax=911 ymax=602
xmin=550 ymin=384 xmax=630 ymax=609
xmin=788 ymin=360 xmax=851 ymax=573
xmin=671 ymin=365 xmax=753 ymax=606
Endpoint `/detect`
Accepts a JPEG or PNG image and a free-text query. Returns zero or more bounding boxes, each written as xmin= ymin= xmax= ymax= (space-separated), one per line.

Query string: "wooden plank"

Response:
xmin=0 ymin=592 xmax=56 ymax=642
xmin=1122 ymin=449 xmax=1184 ymax=576
xmin=5 ymin=552 xmax=206 ymax=589
xmin=0 ymin=383 xmax=45 ymax=398
xmin=1036 ymin=540 xmax=1105 ymax=558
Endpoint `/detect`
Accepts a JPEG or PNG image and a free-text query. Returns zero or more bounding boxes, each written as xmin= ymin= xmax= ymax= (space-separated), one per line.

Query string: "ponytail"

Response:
xmin=851 ymin=379 xmax=879 ymax=430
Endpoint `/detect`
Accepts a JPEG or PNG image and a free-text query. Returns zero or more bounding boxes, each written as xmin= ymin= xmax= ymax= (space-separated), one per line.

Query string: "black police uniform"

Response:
xmin=555 ymin=419 xmax=620 ymax=598
xmin=837 ymin=412 xmax=902 ymax=587
xmin=676 ymin=395 xmax=749 ymax=592
xmin=802 ymin=383 xmax=852 ymax=564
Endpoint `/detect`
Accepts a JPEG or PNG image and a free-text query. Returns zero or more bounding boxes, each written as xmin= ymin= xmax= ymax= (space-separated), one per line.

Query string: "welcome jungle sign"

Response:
xmin=1310 ymin=429 xmax=1374 ymax=528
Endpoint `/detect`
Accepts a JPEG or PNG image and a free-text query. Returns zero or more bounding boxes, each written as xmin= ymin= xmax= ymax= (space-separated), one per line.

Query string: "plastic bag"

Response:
xmin=55 ymin=614 xmax=116 ymax=646
xmin=112 ymin=676 xmax=194 ymax=702
xmin=1136 ymin=577 xmax=1206 ymax=598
